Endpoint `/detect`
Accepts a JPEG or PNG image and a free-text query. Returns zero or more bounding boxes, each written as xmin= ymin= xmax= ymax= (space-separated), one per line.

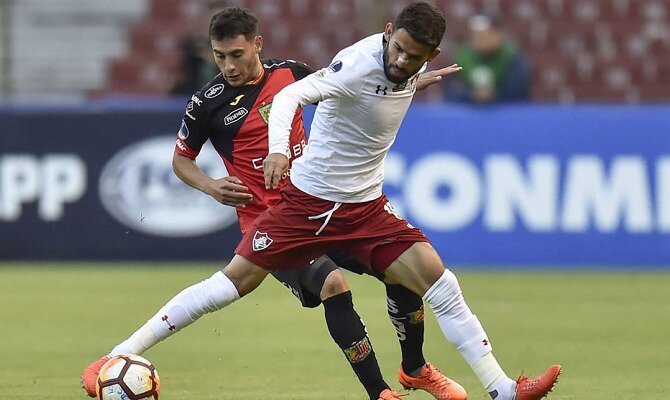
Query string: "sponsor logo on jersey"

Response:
xmin=375 ymin=85 xmax=388 ymax=95
xmin=258 ymin=103 xmax=272 ymax=124
xmin=178 ymin=119 xmax=189 ymax=139
xmin=252 ymin=230 xmax=273 ymax=251
xmin=99 ymin=136 xmax=236 ymax=237
xmin=204 ymin=83 xmax=225 ymax=98
xmin=190 ymin=95 xmax=203 ymax=106
xmin=343 ymin=336 xmax=372 ymax=363
xmin=230 ymin=94 xmax=244 ymax=106
xmin=185 ymin=100 xmax=196 ymax=121
xmin=224 ymin=107 xmax=248 ymax=125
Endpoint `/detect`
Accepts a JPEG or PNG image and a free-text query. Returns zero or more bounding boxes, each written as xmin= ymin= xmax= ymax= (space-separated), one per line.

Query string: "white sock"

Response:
xmin=473 ymin=353 xmax=516 ymax=399
xmin=423 ymin=270 xmax=513 ymax=395
xmin=109 ymin=271 xmax=240 ymax=356
xmin=487 ymin=377 xmax=516 ymax=400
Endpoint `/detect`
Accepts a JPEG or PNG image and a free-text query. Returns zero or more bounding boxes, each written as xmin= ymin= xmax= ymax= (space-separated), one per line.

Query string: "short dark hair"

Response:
xmin=209 ymin=7 xmax=259 ymax=41
xmin=394 ymin=2 xmax=446 ymax=49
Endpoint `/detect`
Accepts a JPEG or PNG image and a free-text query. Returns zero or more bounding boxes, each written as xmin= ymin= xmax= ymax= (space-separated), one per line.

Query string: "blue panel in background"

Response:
xmin=357 ymin=105 xmax=669 ymax=266
xmin=1 ymin=102 xmax=669 ymax=265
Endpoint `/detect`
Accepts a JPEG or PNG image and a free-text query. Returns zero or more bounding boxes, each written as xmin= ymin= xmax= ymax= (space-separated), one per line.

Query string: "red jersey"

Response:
xmin=175 ymin=59 xmax=313 ymax=232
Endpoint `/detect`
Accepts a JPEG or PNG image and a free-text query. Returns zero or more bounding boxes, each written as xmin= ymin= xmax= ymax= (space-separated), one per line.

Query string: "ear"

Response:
xmin=427 ymin=47 xmax=441 ymax=62
xmin=384 ymin=22 xmax=393 ymax=41
xmin=255 ymin=35 xmax=263 ymax=53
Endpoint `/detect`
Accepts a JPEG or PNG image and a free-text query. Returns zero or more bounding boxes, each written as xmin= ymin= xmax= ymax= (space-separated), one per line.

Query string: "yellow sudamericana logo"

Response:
xmin=258 ymin=102 xmax=272 ymax=124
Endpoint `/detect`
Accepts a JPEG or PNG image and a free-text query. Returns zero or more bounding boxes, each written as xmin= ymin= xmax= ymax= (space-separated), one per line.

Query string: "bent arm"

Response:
xmin=172 ymin=151 xmax=252 ymax=208
xmin=267 ymin=79 xmax=323 ymax=157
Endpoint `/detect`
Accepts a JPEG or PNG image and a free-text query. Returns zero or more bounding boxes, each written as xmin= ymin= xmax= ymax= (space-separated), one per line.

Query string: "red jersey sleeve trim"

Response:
xmin=175 ymin=138 xmax=199 ymax=159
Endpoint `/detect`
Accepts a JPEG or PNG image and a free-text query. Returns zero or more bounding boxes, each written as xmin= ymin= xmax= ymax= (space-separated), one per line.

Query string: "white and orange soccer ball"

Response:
xmin=96 ymin=355 xmax=160 ymax=400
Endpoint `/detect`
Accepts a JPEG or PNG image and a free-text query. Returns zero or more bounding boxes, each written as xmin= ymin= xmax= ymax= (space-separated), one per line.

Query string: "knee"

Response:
xmin=424 ymin=269 xmax=463 ymax=315
xmin=320 ymin=269 xmax=350 ymax=300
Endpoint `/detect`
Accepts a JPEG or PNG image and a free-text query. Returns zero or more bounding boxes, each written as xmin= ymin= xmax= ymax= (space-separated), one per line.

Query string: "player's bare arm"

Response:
xmin=263 ymin=153 xmax=289 ymax=189
xmin=416 ymin=63 xmax=462 ymax=91
xmin=172 ymin=151 xmax=253 ymax=208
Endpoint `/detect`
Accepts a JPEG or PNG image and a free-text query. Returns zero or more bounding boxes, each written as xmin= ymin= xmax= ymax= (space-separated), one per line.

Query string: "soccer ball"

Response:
xmin=96 ymin=355 xmax=160 ymax=400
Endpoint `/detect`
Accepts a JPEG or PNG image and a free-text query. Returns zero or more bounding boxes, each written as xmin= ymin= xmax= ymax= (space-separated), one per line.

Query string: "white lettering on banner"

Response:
xmin=40 ymin=156 xmax=87 ymax=221
xmin=0 ymin=155 xmax=39 ymax=221
xmin=404 ymin=153 xmax=481 ymax=231
xmin=562 ymin=156 xmax=652 ymax=233
xmin=485 ymin=155 xmax=559 ymax=232
xmin=384 ymin=152 xmax=667 ymax=234
xmin=0 ymin=154 xmax=86 ymax=221
xmin=658 ymin=158 xmax=670 ymax=232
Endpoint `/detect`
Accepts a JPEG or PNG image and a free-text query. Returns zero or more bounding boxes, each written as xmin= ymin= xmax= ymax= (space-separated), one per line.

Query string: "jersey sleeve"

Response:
xmin=175 ymin=95 xmax=209 ymax=160
xmin=286 ymin=59 xmax=315 ymax=81
xmin=268 ymin=51 xmax=371 ymax=156
xmin=301 ymin=50 xmax=370 ymax=100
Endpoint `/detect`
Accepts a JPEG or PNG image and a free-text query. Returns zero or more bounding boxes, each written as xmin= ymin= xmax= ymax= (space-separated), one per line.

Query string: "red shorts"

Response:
xmin=235 ymin=183 xmax=429 ymax=274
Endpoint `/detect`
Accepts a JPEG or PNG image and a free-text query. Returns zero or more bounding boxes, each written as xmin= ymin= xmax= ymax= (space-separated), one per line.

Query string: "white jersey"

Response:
xmin=268 ymin=33 xmax=425 ymax=203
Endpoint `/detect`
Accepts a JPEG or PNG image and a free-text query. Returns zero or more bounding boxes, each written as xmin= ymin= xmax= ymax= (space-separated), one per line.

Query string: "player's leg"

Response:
xmin=82 ymin=255 xmax=268 ymax=397
xmin=272 ymin=257 xmax=392 ymax=400
xmin=384 ymin=283 xmax=430 ymax=369
xmin=328 ymin=250 xmax=443 ymax=397
xmin=383 ymin=242 xmax=561 ymax=400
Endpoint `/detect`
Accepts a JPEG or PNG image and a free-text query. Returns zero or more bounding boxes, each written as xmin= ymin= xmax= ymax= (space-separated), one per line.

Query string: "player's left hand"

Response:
xmin=416 ymin=63 xmax=462 ymax=91
xmin=263 ymin=153 xmax=289 ymax=189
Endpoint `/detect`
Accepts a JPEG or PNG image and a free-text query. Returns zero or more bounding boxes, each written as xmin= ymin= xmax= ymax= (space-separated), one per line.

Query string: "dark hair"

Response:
xmin=394 ymin=2 xmax=446 ymax=49
xmin=209 ymin=7 xmax=259 ymax=41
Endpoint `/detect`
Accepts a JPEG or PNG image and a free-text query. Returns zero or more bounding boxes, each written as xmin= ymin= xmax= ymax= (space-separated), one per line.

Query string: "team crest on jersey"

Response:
xmin=224 ymin=107 xmax=248 ymax=125
xmin=252 ymin=231 xmax=273 ymax=251
xmin=258 ymin=103 xmax=272 ymax=124
xmin=204 ymin=83 xmax=225 ymax=98
xmin=178 ymin=119 xmax=189 ymax=139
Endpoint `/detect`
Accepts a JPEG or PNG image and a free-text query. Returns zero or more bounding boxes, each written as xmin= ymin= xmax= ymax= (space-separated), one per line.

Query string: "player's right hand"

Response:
xmin=206 ymin=176 xmax=252 ymax=208
xmin=263 ymin=153 xmax=289 ymax=189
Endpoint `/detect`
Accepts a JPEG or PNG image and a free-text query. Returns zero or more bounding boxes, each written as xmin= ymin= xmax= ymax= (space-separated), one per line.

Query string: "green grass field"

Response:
xmin=1 ymin=263 xmax=668 ymax=399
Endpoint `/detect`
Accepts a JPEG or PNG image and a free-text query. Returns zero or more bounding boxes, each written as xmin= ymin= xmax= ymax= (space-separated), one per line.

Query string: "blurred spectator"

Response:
xmin=444 ymin=12 xmax=530 ymax=104
xmin=169 ymin=1 xmax=225 ymax=95
xmin=170 ymin=35 xmax=219 ymax=95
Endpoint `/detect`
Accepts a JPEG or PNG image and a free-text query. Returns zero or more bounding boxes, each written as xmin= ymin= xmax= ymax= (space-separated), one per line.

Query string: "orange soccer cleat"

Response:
xmin=514 ymin=364 xmax=562 ymax=400
xmin=81 ymin=355 xmax=110 ymax=397
xmin=378 ymin=388 xmax=408 ymax=400
xmin=398 ymin=362 xmax=468 ymax=400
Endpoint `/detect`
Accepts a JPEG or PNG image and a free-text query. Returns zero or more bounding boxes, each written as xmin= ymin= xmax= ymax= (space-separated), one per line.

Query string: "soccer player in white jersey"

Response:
xmin=259 ymin=3 xmax=561 ymax=400
xmin=82 ymin=3 xmax=560 ymax=400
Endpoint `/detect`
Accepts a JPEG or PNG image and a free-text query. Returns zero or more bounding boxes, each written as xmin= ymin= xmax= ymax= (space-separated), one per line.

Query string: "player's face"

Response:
xmin=211 ymin=34 xmax=264 ymax=87
xmin=383 ymin=25 xmax=441 ymax=84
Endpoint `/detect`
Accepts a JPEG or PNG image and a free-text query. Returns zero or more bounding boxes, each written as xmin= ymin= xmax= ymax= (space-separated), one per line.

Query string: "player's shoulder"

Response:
xmin=184 ymin=74 xmax=232 ymax=120
xmin=328 ymin=34 xmax=382 ymax=74
xmin=263 ymin=58 xmax=314 ymax=80
xmin=263 ymin=58 xmax=311 ymax=72
xmin=341 ymin=33 xmax=383 ymax=62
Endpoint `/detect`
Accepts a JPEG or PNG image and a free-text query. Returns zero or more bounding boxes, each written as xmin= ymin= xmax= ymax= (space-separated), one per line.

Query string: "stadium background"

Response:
xmin=1 ymin=1 xmax=669 ymax=399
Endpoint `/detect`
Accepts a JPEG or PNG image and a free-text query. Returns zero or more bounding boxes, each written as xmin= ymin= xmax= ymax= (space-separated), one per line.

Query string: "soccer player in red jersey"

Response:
xmin=83 ymin=6 xmax=466 ymax=400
